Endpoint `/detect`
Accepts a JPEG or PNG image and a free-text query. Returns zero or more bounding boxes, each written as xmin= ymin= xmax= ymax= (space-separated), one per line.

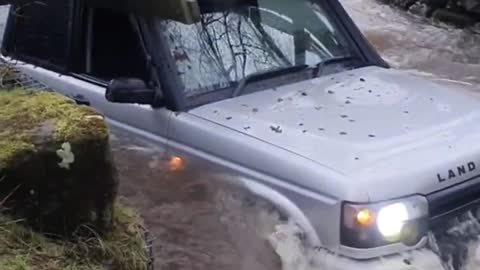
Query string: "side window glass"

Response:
xmin=5 ymin=0 xmax=73 ymax=70
xmin=81 ymin=8 xmax=150 ymax=82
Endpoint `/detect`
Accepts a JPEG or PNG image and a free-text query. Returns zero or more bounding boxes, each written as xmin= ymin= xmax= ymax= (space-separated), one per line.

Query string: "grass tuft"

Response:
xmin=0 ymin=202 xmax=149 ymax=270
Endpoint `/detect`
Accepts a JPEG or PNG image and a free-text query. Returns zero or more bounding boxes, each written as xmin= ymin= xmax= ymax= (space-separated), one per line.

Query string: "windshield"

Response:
xmin=160 ymin=0 xmax=356 ymax=99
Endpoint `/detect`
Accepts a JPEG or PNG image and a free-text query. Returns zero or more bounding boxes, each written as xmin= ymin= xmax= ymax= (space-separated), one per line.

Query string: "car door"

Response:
xmin=1 ymin=1 xmax=172 ymax=145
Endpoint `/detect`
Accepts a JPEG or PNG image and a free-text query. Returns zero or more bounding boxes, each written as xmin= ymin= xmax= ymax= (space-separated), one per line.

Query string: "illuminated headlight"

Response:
xmin=341 ymin=196 xmax=429 ymax=249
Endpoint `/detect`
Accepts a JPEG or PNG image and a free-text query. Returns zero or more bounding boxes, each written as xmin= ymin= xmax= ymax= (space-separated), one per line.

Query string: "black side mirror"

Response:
xmin=105 ymin=78 xmax=157 ymax=105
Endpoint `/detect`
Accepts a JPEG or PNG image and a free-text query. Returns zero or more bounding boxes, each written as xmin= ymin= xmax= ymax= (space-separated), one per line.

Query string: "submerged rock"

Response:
xmin=0 ymin=89 xmax=118 ymax=236
xmin=432 ymin=8 xmax=476 ymax=27
xmin=380 ymin=0 xmax=480 ymax=27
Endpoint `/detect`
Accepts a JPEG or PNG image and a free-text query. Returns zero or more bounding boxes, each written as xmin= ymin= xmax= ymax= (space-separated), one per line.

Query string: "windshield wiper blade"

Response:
xmin=232 ymin=64 xmax=309 ymax=98
xmin=312 ymin=55 xmax=361 ymax=78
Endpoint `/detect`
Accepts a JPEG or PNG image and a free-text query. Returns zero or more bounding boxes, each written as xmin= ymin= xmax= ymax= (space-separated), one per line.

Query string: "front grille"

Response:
xmin=427 ymin=173 xmax=480 ymax=230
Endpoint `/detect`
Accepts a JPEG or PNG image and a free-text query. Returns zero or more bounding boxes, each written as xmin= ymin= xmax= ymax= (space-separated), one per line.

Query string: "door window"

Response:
xmin=77 ymin=8 xmax=150 ymax=82
xmin=4 ymin=0 xmax=74 ymax=71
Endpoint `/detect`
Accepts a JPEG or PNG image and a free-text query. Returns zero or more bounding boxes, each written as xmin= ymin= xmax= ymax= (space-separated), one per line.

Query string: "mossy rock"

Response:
xmin=0 ymin=89 xmax=118 ymax=236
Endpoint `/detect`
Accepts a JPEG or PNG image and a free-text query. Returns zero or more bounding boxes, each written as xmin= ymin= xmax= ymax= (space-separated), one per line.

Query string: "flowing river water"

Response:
xmin=1 ymin=1 xmax=480 ymax=270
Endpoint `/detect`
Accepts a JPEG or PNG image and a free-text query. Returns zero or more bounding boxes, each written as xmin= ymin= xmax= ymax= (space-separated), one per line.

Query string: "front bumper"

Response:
xmin=312 ymin=248 xmax=443 ymax=270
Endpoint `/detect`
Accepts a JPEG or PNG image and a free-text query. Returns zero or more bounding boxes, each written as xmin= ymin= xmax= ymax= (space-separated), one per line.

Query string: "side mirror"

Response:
xmin=105 ymin=78 xmax=157 ymax=105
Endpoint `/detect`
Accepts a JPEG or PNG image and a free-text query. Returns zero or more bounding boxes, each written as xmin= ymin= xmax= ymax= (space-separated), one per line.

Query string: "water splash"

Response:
xmin=266 ymin=209 xmax=480 ymax=270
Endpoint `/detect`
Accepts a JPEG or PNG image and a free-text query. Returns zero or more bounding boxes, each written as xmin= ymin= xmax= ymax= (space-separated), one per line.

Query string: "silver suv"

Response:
xmin=2 ymin=0 xmax=479 ymax=268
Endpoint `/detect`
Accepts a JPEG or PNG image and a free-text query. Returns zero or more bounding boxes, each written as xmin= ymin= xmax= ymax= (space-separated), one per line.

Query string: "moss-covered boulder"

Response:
xmin=0 ymin=89 xmax=118 ymax=236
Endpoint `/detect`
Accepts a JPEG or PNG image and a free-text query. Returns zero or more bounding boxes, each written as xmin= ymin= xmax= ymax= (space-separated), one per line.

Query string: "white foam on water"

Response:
xmin=265 ymin=212 xmax=480 ymax=270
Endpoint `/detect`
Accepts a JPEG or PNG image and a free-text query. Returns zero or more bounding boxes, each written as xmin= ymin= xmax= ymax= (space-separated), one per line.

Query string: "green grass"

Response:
xmin=0 ymin=203 xmax=149 ymax=270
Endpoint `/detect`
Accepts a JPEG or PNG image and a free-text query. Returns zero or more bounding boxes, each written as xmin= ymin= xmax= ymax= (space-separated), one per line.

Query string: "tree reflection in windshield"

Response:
xmin=162 ymin=0 xmax=351 ymax=97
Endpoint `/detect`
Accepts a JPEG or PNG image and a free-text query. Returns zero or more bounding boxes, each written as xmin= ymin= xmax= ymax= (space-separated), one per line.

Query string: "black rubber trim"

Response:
xmin=427 ymin=173 xmax=480 ymax=220
xmin=324 ymin=0 xmax=389 ymax=68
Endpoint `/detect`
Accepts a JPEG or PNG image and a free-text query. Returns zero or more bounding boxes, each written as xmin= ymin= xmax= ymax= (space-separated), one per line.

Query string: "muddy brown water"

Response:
xmin=111 ymin=129 xmax=283 ymax=270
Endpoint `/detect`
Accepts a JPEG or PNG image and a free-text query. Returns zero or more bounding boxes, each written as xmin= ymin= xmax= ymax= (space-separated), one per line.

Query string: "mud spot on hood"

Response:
xmin=270 ymin=125 xmax=283 ymax=133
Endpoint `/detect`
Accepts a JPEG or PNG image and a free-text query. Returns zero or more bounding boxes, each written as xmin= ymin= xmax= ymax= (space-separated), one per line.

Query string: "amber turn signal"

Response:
xmin=168 ymin=156 xmax=185 ymax=171
xmin=356 ymin=209 xmax=375 ymax=226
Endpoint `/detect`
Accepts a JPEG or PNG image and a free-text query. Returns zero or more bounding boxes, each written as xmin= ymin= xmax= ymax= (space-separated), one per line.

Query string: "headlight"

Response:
xmin=341 ymin=196 xmax=428 ymax=249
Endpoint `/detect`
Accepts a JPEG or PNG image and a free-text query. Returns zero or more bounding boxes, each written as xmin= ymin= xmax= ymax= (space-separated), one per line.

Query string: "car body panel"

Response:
xmin=8 ymin=61 xmax=172 ymax=142
xmin=189 ymin=66 xmax=480 ymax=201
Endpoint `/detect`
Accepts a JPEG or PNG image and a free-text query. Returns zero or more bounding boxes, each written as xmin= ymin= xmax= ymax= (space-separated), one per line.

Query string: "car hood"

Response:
xmin=189 ymin=66 xmax=480 ymax=200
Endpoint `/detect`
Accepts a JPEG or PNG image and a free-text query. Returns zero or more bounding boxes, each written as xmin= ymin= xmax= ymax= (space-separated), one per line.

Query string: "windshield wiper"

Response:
xmin=312 ymin=55 xmax=362 ymax=78
xmin=231 ymin=55 xmax=361 ymax=98
xmin=232 ymin=64 xmax=309 ymax=98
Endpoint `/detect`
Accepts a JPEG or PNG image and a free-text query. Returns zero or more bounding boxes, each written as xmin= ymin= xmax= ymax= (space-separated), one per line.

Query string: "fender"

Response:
xmin=240 ymin=176 xmax=322 ymax=247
